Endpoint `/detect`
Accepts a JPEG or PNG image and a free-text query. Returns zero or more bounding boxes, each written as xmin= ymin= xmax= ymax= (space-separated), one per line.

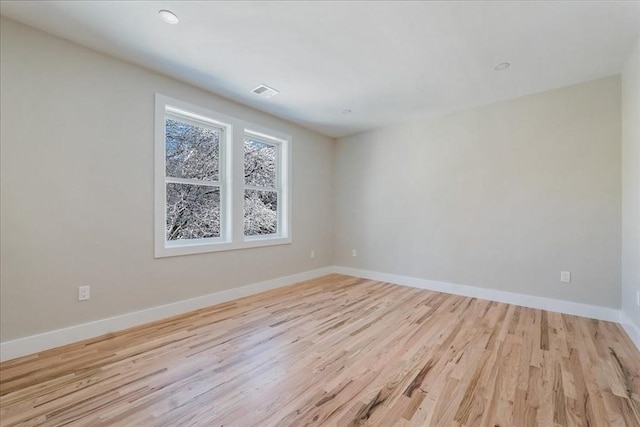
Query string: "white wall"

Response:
xmin=621 ymin=37 xmax=640 ymax=329
xmin=334 ymin=77 xmax=622 ymax=308
xmin=0 ymin=17 xmax=334 ymax=341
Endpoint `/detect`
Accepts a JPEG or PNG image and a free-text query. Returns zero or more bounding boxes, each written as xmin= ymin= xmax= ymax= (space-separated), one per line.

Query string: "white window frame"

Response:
xmin=155 ymin=94 xmax=292 ymax=257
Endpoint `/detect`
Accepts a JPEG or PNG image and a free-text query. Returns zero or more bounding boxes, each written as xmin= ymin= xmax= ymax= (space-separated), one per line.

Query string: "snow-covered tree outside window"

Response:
xmin=244 ymin=137 xmax=279 ymax=236
xmin=165 ymin=118 xmax=222 ymax=241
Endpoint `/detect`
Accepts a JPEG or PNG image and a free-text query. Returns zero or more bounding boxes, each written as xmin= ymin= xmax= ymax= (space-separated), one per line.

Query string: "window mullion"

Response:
xmin=232 ymin=121 xmax=246 ymax=243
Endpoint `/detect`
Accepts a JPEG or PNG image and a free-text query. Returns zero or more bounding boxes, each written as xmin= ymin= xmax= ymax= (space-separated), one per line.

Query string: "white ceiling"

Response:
xmin=1 ymin=1 xmax=639 ymax=138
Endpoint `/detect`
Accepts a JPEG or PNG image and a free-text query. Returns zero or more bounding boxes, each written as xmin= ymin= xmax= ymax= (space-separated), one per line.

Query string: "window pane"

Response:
xmin=244 ymin=138 xmax=276 ymax=187
xmin=244 ymin=189 xmax=277 ymax=236
xmin=166 ymin=118 xmax=220 ymax=181
xmin=166 ymin=183 xmax=220 ymax=240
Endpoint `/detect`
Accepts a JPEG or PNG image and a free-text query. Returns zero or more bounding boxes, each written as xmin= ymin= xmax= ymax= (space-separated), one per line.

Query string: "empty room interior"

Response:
xmin=1 ymin=1 xmax=640 ymax=426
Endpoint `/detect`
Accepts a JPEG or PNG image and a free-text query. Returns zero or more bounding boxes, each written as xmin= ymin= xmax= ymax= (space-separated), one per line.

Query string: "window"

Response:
xmin=244 ymin=134 xmax=280 ymax=237
xmin=165 ymin=112 xmax=227 ymax=243
xmin=155 ymin=94 xmax=291 ymax=257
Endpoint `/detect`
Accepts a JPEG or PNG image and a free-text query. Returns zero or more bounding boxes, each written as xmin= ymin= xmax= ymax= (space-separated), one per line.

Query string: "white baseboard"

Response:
xmin=0 ymin=267 xmax=334 ymax=362
xmin=2 ymin=265 xmax=637 ymax=362
xmin=619 ymin=311 xmax=640 ymax=351
xmin=334 ymin=266 xmax=621 ymax=323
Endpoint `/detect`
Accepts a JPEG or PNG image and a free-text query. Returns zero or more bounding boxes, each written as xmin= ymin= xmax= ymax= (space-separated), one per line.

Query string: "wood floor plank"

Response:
xmin=1 ymin=274 xmax=638 ymax=426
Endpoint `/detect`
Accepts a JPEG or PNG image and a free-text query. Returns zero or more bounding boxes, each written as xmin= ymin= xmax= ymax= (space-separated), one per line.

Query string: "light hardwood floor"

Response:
xmin=1 ymin=274 xmax=639 ymax=426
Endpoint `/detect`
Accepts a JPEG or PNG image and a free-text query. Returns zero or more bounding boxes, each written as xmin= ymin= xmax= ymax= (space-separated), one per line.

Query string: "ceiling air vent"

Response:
xmin=252 ymin=84 xmax=279 ymax=98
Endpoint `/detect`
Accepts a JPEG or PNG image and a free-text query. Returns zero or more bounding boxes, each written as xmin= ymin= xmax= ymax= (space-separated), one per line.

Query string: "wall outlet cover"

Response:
xmin=78 ymin=286 xmax=90 ymax=301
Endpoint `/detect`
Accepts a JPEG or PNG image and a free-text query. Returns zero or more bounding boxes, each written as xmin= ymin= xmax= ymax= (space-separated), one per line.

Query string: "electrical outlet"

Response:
xmin=78 ymin=286 xmax=90 ymax=301
xmin=310 ymin=250 xmax=315 ymax=259
xmin=560 ymin=271 xmax=571 ymax=283
xmin=352 ymin=249 xmax=357 ymax=257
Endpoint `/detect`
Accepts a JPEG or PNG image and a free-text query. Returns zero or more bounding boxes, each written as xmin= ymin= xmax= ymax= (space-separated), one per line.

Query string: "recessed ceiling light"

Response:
xmin=494 ymin=62 xmax=510 ymax=71
xmin=158 ymin=10 xmax=179 ymax=24
xmin=342 ymin=109 xmax=352 ymax=115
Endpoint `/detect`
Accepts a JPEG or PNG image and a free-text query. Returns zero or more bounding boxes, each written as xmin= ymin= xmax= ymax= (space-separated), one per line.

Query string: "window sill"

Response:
xmin=154 ymin=236 xmax=292 ymax=258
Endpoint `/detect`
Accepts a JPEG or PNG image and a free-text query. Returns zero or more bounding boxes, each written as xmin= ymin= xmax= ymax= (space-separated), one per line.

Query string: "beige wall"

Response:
xmin=334 ymin=77 xmax=622 ymax=308
xmin=622 ymin=38 xmax=640 ymax=328
xmin=0 ymin=18 xmax=334 ymax=341
xmin=0 ymin=16 xmax=631 ymax=344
